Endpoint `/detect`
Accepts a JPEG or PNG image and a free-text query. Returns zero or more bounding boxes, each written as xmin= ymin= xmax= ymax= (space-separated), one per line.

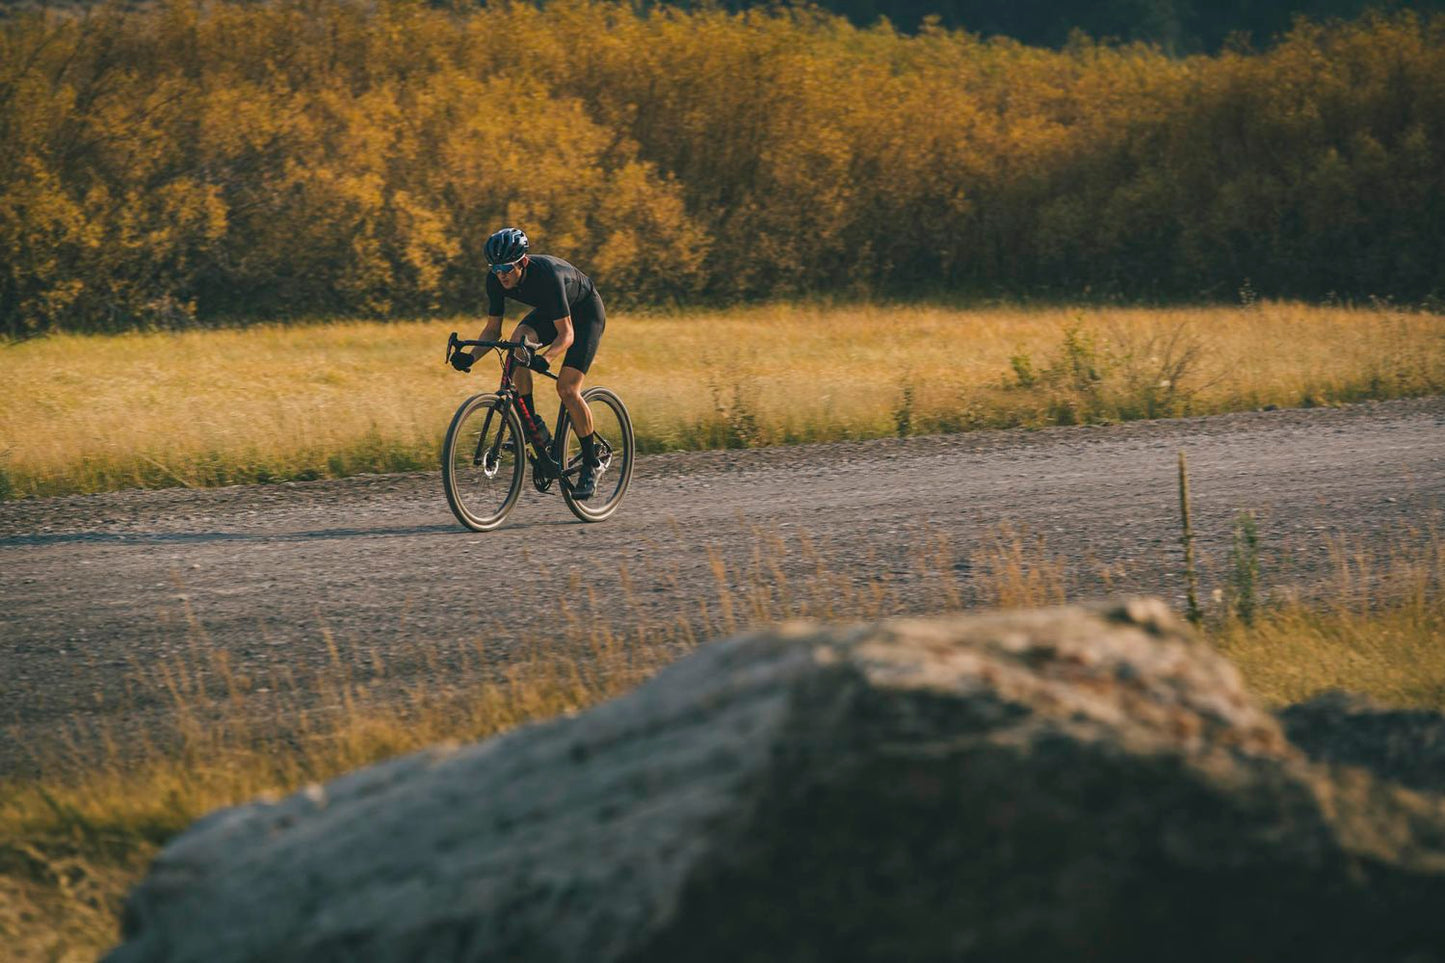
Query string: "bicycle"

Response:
xmin=441 ymin=332 xmax=634 ymax=531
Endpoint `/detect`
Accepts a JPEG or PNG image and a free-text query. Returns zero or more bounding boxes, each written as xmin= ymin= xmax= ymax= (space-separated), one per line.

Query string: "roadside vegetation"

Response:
xmin=1215 ymin=532 xmax=1445 ymax=706
xmin=3 ymin=522 xmax=1443 ymax=959
xmin=3 ymin=300 xmax=1442 ymax=500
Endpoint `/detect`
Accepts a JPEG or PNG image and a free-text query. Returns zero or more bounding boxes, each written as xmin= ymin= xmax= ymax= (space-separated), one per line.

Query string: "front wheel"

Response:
xmin=558 ymin=386 xmax=634 ymax=523
xmin=442 ymin=393 xmax=526 ymax=531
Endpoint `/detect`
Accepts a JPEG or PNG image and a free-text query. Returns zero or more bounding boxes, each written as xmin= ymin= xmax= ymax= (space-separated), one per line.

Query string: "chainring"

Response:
xmin=529 ymin=451 xmax=557 ymax=493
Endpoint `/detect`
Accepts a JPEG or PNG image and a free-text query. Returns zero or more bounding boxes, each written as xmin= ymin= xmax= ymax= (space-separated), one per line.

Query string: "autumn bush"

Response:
xmin=2 ymin=1 xmax=1442 ymax=336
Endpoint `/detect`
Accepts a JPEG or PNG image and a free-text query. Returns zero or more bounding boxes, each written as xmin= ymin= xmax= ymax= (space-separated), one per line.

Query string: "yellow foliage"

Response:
xmin=1 ymin=1 xmax=1442 ymax=334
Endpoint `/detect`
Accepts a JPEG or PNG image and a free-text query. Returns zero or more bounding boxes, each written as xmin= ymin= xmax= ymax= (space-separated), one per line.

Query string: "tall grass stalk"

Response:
xmin=3 ymin=301 xmax=1442 ymax=498
xmin=1227 ymin=510 xmax=1263 ymax=624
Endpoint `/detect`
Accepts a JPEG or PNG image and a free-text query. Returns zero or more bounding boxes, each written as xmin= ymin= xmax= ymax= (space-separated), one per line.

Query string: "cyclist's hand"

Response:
xmin=527 ymin=354 xmax=551 ymax=373
xmin=450 ymin=350 xmax=475 ymax=372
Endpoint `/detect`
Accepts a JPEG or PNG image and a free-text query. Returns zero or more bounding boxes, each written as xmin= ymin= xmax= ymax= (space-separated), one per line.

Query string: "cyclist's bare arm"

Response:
xmin=467 ymin=315 xmax=503 ymax=366
xmin=478 ymin=315 xmax=503 ymax=343
xmin=543 ymin=315 xmax=574 ymax=365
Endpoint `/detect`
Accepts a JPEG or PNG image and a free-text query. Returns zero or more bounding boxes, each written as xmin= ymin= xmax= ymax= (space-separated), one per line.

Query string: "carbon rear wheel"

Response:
xmin=557 ymin=386 xmax=634 ymax=523
xmin=442 ymin=393 xmax=526 ymax=532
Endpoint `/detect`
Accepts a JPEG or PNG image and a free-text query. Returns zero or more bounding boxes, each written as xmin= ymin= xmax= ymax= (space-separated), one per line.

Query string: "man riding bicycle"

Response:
xmin=451 ymin=227 xmax=607 ymax=500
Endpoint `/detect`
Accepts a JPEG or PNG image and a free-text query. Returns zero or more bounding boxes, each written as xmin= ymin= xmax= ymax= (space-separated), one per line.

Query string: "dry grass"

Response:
xmin=2 ymin=300 xmax=1442 ymax=498
xmin=4 ymin=522 xmax=1443 ymax=959
xmin=1 ymin=620 xmax=680 ymax=960
xmin=1214 ymin=532 xmax=1445 ymax=707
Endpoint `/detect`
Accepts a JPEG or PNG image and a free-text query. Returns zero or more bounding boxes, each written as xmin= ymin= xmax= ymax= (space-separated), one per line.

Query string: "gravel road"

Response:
xmin=3 ymin=397 xmax=1443 ymax=778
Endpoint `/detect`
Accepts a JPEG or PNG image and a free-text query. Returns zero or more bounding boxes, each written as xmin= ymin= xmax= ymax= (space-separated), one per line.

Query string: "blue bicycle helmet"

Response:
xmin=485 ymin=227 xmax=529 ymax=265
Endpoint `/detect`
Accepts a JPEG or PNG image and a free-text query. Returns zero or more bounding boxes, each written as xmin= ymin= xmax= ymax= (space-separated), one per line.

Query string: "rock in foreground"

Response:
xmin=110 ymin=600 xmax=1445 ymax=962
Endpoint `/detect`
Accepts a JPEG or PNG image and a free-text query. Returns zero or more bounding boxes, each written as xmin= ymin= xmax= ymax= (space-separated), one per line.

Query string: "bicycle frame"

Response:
xmin=447 ymin=333 xmax=571 ymax=489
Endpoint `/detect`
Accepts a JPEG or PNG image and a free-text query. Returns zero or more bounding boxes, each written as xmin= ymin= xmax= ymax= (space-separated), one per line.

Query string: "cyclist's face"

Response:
xmin=493 ymin=258 xmax=524 ymax=289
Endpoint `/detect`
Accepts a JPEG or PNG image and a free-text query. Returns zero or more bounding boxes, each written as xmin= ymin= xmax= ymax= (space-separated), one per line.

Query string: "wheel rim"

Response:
xmin=562 ymin=389 xmax=632 ymax=519
xmin=446 ymin=400 xmax=522 ymax=528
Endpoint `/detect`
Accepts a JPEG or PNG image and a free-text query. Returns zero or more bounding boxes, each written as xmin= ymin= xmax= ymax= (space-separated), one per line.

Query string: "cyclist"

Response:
xmin=451 ymin=227 xmax=607 ymax=499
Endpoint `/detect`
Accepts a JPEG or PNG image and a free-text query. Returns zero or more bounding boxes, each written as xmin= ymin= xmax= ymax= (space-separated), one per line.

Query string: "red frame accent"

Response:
xmin=502 ymin=352 xmax=547 ymax=446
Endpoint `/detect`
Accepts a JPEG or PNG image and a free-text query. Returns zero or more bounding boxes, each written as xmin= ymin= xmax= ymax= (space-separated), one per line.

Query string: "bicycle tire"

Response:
xmin=442 ymin=393 xmax=526 ymax=531
xmin=557 ymin=386 xmax=635 ymax=523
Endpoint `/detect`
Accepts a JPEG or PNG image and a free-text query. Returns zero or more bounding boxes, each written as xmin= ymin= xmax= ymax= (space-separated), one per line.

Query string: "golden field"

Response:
xmin=2 ymin=300 xmax=1442 ymax=499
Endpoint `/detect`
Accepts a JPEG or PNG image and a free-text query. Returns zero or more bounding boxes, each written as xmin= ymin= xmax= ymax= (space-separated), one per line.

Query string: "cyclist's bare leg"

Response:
xmin=557 ymin=366 xmax=593 ymax=437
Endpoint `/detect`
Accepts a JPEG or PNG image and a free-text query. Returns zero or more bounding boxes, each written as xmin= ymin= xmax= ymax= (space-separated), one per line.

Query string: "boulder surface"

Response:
xmin=109 ymin=600 xmax=1445 ymax=962
xmin=1281 ymin=689 xmax=1445 ymax=794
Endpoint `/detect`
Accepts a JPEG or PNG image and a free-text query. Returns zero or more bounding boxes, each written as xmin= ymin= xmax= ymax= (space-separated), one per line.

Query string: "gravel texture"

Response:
xmin=3 ymin=397 xmax=1443 ymax=778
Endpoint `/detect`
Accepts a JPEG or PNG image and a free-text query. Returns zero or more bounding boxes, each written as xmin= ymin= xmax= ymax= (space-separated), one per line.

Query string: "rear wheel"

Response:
xmin=558 ymin=386 xmax=634 ymax=523
xmin=442 ymin=393 xmax=525 ymax=532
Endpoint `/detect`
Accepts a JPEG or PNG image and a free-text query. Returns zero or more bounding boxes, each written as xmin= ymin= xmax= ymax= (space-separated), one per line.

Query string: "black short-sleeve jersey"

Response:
xmin=486 ymin=255 xmax=598 ymax=322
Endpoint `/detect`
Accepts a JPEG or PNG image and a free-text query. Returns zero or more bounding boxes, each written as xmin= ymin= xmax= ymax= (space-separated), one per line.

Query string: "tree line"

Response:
xmin=676 ymin=0 xmax=1445 ymax=53
xmin=1 ymin=0 xmax=1442 ymax=335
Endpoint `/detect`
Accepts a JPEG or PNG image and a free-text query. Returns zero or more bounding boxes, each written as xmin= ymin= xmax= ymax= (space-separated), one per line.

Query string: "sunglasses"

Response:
xmin=490 ymin=260 xmax=522 ymax=275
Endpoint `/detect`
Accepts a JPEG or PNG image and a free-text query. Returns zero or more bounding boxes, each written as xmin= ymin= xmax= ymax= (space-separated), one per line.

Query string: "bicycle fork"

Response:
xmin=470 ymin=397 xmax=507 ymax=478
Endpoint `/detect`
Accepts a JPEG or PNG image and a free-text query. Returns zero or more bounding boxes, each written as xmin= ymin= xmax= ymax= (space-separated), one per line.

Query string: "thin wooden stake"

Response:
xmin=1179 ymin=450 xmax=1202 ymax=624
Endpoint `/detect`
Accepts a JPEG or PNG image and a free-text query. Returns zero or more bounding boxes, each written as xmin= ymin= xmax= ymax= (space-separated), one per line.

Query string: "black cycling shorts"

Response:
xmin=519 ymin=292 xmax=606 ymax=374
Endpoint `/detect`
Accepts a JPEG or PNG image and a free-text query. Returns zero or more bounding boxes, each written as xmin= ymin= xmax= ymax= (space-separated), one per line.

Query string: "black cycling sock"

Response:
xmin=579 ymin=432 xmax=598 ymax=466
